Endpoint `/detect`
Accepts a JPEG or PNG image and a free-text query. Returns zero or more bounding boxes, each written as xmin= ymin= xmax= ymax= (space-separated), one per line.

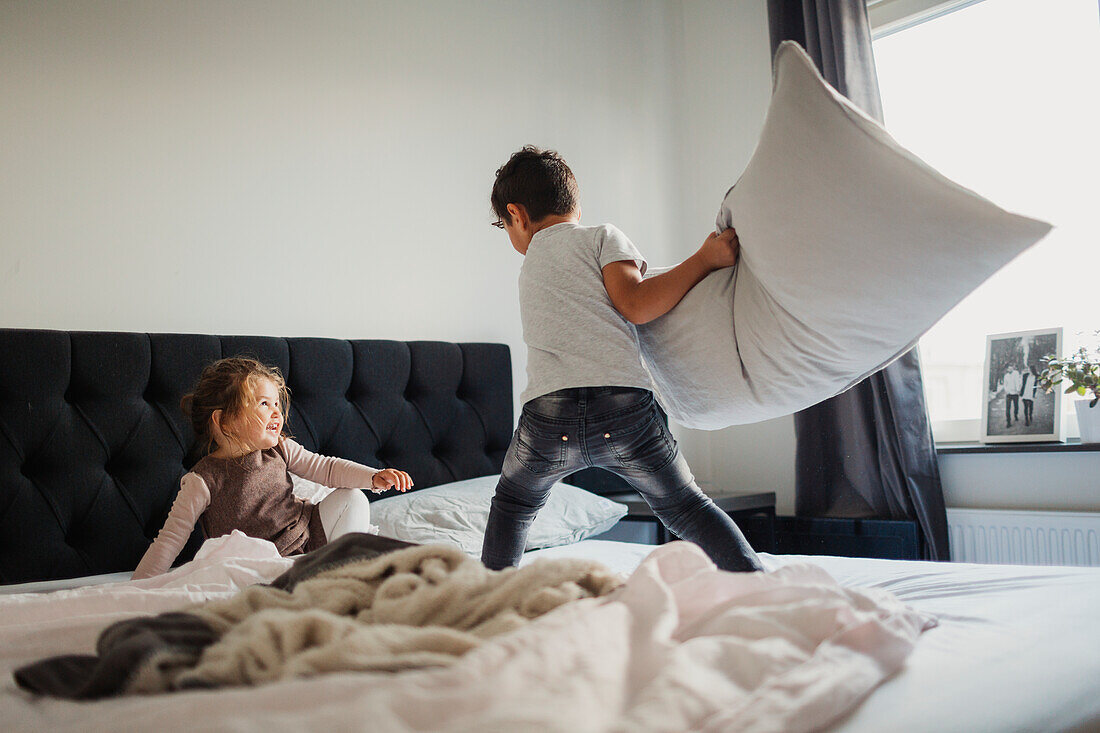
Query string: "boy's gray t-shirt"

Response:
xmin=518 ymin=221 xmax=654 ymax=405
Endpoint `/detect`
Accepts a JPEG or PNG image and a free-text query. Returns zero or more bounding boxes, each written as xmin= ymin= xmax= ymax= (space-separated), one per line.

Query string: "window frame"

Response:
xmin=867 ymin=0 xmax=987 ymax=39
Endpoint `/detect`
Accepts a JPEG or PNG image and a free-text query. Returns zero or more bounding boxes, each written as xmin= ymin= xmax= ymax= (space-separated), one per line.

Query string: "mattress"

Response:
xmin=3 ymin=539 xmax=1098 ymax=732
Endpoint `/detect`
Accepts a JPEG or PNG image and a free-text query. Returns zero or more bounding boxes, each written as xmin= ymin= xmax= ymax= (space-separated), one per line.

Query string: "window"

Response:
xmin=871 ymin=0 xmax=1098 ymax=440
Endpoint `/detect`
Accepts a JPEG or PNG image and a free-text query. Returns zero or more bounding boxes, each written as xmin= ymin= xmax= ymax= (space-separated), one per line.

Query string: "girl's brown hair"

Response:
xmin=181 ymin=357 xmax=291 ymax=461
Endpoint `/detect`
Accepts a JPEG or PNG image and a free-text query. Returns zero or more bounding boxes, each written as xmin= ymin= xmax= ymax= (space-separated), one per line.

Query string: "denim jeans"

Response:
xmin=481 ymin=386 xmax=763 ymax=572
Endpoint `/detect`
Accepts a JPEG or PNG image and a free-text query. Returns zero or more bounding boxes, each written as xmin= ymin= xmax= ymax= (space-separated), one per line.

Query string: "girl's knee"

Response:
xmin=320 ymin=488 xmax=374 ymax=540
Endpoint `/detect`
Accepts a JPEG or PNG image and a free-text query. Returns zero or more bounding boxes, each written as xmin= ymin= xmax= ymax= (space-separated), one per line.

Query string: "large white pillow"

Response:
xmin=636 ymin=41 xmax=1052 ymax=429
xmin=368 ymin=475 xmax=627 ymax=556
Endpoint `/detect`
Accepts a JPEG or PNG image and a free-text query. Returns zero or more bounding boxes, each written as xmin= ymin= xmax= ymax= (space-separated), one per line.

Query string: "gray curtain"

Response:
xmin=766 ymin=0 xmax=949 ymax=560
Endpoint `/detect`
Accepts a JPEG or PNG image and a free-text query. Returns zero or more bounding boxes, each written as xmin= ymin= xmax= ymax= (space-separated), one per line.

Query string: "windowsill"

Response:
xmin=931 ymin=415 xmax=1096 ymax=452
xmin=936 ymin=439 xmax=1100 ymax=454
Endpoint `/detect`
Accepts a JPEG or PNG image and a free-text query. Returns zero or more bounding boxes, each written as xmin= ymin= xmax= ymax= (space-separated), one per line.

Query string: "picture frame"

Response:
xmin=981 ymin=327 xmax=1063 ymax=443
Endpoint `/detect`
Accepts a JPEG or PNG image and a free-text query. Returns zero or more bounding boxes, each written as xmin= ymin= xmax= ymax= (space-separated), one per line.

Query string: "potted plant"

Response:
xmin=1040 ymin=337 xmax=1100 ymax=444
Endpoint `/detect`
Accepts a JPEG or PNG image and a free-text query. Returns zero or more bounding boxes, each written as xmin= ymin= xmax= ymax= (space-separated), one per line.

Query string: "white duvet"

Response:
xmin=1 ymin=533 xmax=931 ymax=732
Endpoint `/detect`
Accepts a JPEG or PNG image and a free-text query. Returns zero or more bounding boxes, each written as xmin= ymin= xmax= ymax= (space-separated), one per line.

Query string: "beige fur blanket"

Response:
xmin=178 ymin=543 xmax=620 ymax=689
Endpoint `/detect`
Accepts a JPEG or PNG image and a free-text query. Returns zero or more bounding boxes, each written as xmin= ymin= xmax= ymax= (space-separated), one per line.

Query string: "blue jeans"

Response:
xmin=481 ymin=387 xmax=763 ymax=572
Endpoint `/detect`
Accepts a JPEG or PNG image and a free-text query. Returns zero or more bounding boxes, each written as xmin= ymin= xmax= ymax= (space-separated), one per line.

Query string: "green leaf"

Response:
xmin=1078 ymin=385 xmax=1087 ymax=396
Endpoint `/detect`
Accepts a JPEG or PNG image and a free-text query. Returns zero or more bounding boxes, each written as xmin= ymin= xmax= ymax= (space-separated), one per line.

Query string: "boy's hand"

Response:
xmin=602 ymin=226 xmax=740 ymax=325
xmin=699 ymin=228 xmax=740 ymax=270
xmin=372 ymin=468 xmax=413 ymax=493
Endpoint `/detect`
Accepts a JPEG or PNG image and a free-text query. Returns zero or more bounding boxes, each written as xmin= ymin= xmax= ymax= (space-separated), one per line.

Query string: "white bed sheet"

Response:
xmin=531 ymin=541 xmax=1100 ymax=733
xmin=3 ymin=538 xmax=1098 ymax=732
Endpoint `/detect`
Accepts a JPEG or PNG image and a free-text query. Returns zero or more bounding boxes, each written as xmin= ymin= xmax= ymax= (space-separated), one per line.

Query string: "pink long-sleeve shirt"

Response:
xmin=132 ymin=438 xmax=380 ymax=579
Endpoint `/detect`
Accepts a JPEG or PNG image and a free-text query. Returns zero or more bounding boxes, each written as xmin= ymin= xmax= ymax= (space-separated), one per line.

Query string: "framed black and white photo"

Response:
xmin=981 ymin=327 xmax=1062 ymax=443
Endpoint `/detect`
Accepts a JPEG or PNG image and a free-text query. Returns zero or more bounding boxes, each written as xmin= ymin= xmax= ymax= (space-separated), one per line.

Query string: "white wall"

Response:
xmin=940 ymin=451 xmax=1100 ymax=512
xmin=0 ymin=0 xmax=682 ymax=408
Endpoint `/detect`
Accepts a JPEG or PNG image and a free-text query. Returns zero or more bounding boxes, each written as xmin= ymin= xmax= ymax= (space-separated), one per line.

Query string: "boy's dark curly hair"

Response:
xmin=491 ymin=145 xmax=579 ymax=225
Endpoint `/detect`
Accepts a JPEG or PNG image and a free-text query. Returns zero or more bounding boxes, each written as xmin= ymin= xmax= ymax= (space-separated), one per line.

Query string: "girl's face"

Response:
xmin=221 ymin=377 xmax=283 ymax=453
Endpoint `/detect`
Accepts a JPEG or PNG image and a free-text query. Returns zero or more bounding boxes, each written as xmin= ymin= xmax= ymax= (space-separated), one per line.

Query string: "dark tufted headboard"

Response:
xmin=0 ymin=329 xmax=513 ymax=585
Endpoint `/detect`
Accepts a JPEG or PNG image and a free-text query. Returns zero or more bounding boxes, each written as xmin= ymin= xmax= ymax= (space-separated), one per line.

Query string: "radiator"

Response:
xmin=947 ymin=508 xmax=1100 ymax=567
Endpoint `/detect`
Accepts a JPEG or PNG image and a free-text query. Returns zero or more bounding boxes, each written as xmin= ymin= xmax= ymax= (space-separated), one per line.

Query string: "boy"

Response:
xmin=481 ymin=145 xmax=763 ymax=573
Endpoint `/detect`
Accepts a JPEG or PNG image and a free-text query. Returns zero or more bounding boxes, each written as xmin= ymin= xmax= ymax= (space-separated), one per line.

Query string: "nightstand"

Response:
xmin=603 ymin=489 xmax=777 ymax=552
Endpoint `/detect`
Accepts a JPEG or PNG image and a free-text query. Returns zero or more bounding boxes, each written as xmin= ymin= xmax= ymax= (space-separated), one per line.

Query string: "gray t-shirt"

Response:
xmin=518 ymin=222 xmax=654 ymax=404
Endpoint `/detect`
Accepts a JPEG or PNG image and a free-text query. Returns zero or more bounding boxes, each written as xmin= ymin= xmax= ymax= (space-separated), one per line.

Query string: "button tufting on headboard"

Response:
xmin=0 ymin=329 xmax=513 ymax=585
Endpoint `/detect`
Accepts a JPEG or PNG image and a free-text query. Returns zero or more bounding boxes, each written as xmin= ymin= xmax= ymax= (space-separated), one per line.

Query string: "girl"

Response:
xmin=133 ymin=357 xmax=412 ymax=579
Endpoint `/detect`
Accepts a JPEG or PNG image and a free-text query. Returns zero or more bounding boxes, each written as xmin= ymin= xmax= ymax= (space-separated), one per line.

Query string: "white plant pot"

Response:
xmin=1075 ymin=400 xmax=1100 ymax=444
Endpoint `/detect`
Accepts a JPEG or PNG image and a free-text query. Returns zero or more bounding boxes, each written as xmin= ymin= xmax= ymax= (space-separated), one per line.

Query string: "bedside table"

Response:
xmin=603 ymin=489 xmax=777 ymax=551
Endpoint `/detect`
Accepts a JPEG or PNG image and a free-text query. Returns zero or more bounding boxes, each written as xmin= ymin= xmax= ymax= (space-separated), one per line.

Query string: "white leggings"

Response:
xmin=316 ymin=488 xmax=376 ymax=541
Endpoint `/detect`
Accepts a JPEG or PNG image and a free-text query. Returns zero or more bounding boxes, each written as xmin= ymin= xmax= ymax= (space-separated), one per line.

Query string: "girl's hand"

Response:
xmin=699 ymin=228 xmax=739 ymax=270
xmin=372 ymin=468 xmax=413 ymax=493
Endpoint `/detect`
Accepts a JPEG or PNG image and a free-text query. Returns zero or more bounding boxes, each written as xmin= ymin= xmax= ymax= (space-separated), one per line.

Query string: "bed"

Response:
xmin=2 ymin=328 xmax=1099 ymax=732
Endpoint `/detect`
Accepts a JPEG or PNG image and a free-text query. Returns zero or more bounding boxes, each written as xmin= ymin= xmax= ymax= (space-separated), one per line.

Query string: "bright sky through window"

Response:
xmin=873 ymin=0 xmax=1099 ymax=426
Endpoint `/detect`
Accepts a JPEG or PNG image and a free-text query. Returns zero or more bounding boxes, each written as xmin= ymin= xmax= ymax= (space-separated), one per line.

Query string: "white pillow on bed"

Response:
xmin=635 ymin=41 xmax=1052 ymax=429
xmin=367 ymin=475 xmax=627 ymax=556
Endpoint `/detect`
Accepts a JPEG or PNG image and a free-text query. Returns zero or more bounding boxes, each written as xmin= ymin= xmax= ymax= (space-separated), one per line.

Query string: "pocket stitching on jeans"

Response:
xmin=514 ymin=427 xmax=566 ymax=475
xmin=606 ymin=427 xmax=675 ymax=473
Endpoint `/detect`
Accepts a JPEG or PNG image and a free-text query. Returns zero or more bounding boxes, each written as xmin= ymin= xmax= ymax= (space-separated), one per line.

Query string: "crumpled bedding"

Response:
xmin=636 ymin=42 xmax=1051 ymax=428
xmin=7 ymin=533 xmax=933 ymax=732
xmin=14 ymin=534 xmax=620 ymax=698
